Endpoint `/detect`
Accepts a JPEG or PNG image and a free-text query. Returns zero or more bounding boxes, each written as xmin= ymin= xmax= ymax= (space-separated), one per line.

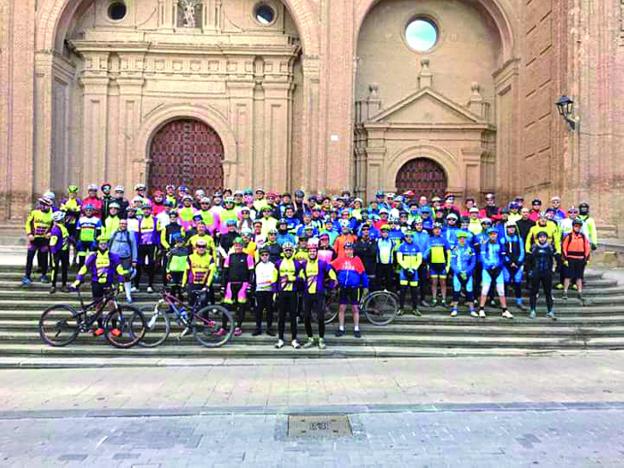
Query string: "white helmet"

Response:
xmin=52 ymin=211 xmax=65 ymax=222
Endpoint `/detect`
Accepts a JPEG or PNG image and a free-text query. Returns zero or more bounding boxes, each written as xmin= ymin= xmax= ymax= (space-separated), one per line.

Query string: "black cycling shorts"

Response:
xmin=339 ymin=288 xmax=361 ymax=305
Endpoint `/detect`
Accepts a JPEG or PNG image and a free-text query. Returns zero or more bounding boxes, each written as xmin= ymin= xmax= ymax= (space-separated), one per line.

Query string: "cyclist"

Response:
xmin=300 ymin=241 xmax=337 ymax=350
xmin=135 ymin=204 xmax=160 ymax=293
xmin=332 ymin=243 xmax=369 ymax=338
xmin=412 ymin=217 xmax=431 ymax=307
xmin=449 ymin=231 xmax=477 ymax=317
xmin=221 ymin=237 xmax=255 ymax=337
xmin=182 ymin=237 xmax=217 ymax=334
xmin=354 ymin=224 xmax=377 ymax=287
xmin=100 ymin=183 xmax=114 ymax=220
xmin=478 ymin=228 xmax=512 ymax=319
xmin=253 ymin=246 xmax=278 ymax=337
xmin=502 ymin=221 xmax=526 ymax=310
xmin=396 ymin=231 xmax=423 ymax=316
xmin=75 ymin=204 xmax=102 ymax=267
xmin=109 ymin=218 xmax=138 ymax=303
xmin=263 ymin=228 xmax=283 ymax=264
xmin=427 ymin=223 xmax=451 ymax=307
xmin=164 ymin=233 xmax=189 ymax=300
xmin=562 ymin=218 xmax=591 ymax=303
xmin=59 ymin=185 xmax=82 ymax=253
xmin=577 ymin=202 xmax=598 ymax=251
xmin=375 ymin=225 xmax=395 ymax=291
xmin=525 ymin=212 xmax=561 ymax=255
xmin=72 ymin=234 xmax=126 ymax=337
xmin=83 ymin=184 xmax=103 ymax=219
xmin=49 ymin=211 xmax=70 ymax=294
xmin=317 ymin=232 xmax=336 ymax=264
xmin=187 ymin=221 xmax=218 ymax=264
xmin=527 ymin=231 xmax=557 ymax=320
xmin=112 ymin=185 xmax=129 ymax=218
xmin=275 ymin=242 xmax=303 ymax=349
xmin=22 ymin=197 xmax=53 ymax=286
xmin=103 ymin=202 xmax=121 ymax=238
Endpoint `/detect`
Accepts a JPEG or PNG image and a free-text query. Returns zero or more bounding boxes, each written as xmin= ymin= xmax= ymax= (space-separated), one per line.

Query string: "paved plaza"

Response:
xmin=0 ymin=353 xmax=623 ymax=466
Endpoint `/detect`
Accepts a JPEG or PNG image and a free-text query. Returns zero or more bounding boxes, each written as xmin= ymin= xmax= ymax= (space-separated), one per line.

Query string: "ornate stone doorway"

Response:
xmin=148 ymin=119 xmax=224 ymax=194
xmin=395 ymin=158 xmax=447 ymax=197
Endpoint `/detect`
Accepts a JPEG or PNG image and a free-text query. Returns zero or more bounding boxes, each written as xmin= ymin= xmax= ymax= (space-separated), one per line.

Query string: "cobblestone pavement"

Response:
xmin=0 ymin=404 xmax=622 ymax=467
xmin=1 ymin=353 xmax=623 ymax=412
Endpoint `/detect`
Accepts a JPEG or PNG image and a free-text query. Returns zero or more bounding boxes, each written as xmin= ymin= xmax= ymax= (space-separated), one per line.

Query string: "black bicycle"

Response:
xmin=39 ymin=286 xmax=147 ymax=348
xmin=322 ymin=288 xmax=400 ymax=326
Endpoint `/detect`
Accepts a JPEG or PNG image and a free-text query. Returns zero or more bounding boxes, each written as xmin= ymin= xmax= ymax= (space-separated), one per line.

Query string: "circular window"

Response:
xmin=405 ymin=18 xmax=438 ymax=52
xmin=108 ymin=1 xmax=127 ymax=21
xmin=254 ymin=4 xmax=276 ymax=25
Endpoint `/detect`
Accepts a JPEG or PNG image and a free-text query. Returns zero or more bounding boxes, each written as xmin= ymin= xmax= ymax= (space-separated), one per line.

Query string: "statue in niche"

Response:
xmin=179 ymin=0 xmax=200 ymax=28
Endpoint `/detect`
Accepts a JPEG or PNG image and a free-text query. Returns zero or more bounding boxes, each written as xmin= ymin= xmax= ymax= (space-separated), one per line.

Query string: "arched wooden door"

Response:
xmin=395 ymin=158 xmax=447 ymax=197
xmin=148 ymin=119 xmax=224 ymax=194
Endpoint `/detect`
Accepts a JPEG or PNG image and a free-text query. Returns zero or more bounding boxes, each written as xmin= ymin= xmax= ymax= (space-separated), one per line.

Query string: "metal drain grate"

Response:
xmin=287 ymin=414 xmax=352 ymax=438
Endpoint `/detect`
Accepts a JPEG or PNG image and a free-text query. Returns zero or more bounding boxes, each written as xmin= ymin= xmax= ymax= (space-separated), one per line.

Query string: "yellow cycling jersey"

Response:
xmin=526 ymin=222 xmax=561 ymax=254
xmin=278 ymin=257 xmax=298 ymax=291
xmin=25 ymin=209 xmax=52 ymax=238
xmin=183 ymin=252 xmax=216 ymax=286
xmin=188 ymin=234 xmax=218 ymax=263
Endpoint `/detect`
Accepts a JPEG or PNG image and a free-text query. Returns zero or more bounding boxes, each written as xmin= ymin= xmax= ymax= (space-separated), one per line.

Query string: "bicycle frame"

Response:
xmin=157 ymin=288 xmax=206 ymax=327
xmin=75 ymin=288 xmax=120 ymax=330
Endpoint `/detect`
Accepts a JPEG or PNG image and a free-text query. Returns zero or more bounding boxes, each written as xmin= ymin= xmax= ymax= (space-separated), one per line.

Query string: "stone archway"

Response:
xmin=148 ymin=119 xmax=225 ymax=194
xmin=395 ymin=158 xmax=447 ymax=197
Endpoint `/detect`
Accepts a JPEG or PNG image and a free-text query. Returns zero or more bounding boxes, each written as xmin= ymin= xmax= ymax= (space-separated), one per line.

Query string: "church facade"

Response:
xmin=1 ymin=0 xmax=623 ymax=232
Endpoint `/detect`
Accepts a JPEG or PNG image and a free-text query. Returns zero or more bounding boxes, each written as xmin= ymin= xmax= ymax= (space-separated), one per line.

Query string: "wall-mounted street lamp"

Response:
xmin=555 ymin=95 xmax=577 ymax=131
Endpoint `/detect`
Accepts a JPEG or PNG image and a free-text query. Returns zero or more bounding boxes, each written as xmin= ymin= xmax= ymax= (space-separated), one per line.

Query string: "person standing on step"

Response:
xmin=562 ymin=218 xmax=591 ymax=305
xmin=332 ymin=243 xmax=369 ymax=338
xmin=527 ymin=231 xmax=558 ymax=320
xmin=275 ymin=242 xmax=303 ymax=349
xmin=109 ymin=218 xmax=138 ymax=303
xmin=502 ymin=221 xmax=526 ymax=311
xmin=221 ymin=237 xmax=255 ymax=337
xmin=134 ymin=203 xmax=160 ymax=293
xmin=22 ymin=197 xmax=54 ymax=286
xmin=300 ymin=241 xmax=337 ymax=350
xmin=478 ymin=228 xmax=513 ymax=319
xmin=182 ymin=238 xmax=217 ymax=336
xmin=49 ymin=211 xmax=71 ymax=293
xmin=75 ymin=204 xmax=102 ymax=268
xmin=396 ymin=231 xmax=423 ymax=316
xmin=253 ymin=246 xmax=278 ymax=337
xmin=449 ymin=231 xmax=477 ymax=317
xmin=427 ymin=223 xmax=451 ymax=308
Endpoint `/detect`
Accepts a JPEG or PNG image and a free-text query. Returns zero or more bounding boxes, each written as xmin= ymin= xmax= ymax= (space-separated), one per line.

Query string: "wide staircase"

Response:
xmin=1 ymin=262 xmax=624 ymax=365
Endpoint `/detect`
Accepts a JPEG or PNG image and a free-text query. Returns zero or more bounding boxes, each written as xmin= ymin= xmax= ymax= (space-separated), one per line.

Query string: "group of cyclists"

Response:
xmin=23 ymin=183 xmax=598 ymax=349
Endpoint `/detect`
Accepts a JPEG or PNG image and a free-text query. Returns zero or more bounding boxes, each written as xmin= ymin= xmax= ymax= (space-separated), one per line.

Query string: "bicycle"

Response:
xmin=139 ymin=287 xmax=234 ymax=348
xmin=38 ymin=286 xmax=147 ymax=348
xmin=322 ymin=288 xmax=400 ymax=326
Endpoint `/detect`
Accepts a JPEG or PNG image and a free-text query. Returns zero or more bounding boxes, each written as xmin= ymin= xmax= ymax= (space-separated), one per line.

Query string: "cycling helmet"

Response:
xmin=109 ymin=202 xmax=120 ymax=210
xmin=244 ymin=188 xmax=253 ymax=196
xmin=537 ymin=231 xmax=548 ymax=238
xmin=87 ymin=184 xmax=98 ymax=191
xmin=226 ymin=219 xmax=237 ymax=226
xmin=282 ymin=242 xmax=295 ymax=250
xmin=142 ymin=203 xmax=152 ymax=211
xmin=101 ymin=183 xmax=112 ymax=191
xmin=294 ymin=189 xmax=305 ymax=198
xmin=96 ymin=234 xmax=109 ymax=243
xmin=344 ymin=242 xmax=355 ymax=249
xmin=67 ymin=185 xmax=79 ymax=194
xmin=532 ymin=198 xmax=542 ymax=205
xmin=505 ymin=221 xmax=517 ymax=228
xmin=83 ymin=203 xmax=94 ymax=211
xmin=268 ymin=228 xmax=278 ymax=234
xmin=200 ymin=197 xmax=211 ymax=204
xmin=572 ymin=218 xmax=584 ymax=226
xmin=579 ymin=202 xmax=590 ymax=210
xmin=420 ymin=206 xmax=432 ymax=214
xmin=413 ymin=216 xmax=423 ymax=224
xmin=446 ymin=213 xmax=459 ymax=220
xmin=195 ymin=239 xmax=208 ymax=248
xmin=114 ymin=185 xmax=125 ymax=192
xmin=43 ymin=191 xmax=56 ymax=201
xmin=380 ymin=225 xmax=391 ymax=231
xmin=456 ymin=230 xmax=469 ymax=239
xmin=131 ymin=196 xmax=144 ymax=203
xmin=433 ymin=222 xmax=443 ymax=229
xmin=134 ymin=183 xmax=146 ymax=191
xmin=178 ymin=185 xmax=189 ymax=193
xmin=240 ymin=206 xmax=250 ymax=213
xmin=165 ymin=184 xmax=175 ymax=191
xmin=259 ymin=246 xmax=270 ymax=255
xmin=182 ymin=195 xmax=193 ymax=202
xmin=375 ymin=191 xmax=384 ymax=197
xmin=168 ymin=209 xmax=178 ymax=216
xmin=233 ymin=237 xmax=244 ymax=245
xmin=480 ymin=218 xmax=492 ymax=225
xmin=538 ymin=211 xmax=548 ymax=219
xmin=404 ymin=231 xmax=414 ymax=237
xmin=224 ymin=197 xmax=235 ymax=204
xmin=278 ymin=218 xmax=287 ymax=225
xmin=469 ymin=207 xmax=479 ymax=214
xmin=164 ymin=200 xmax=174 ymax=208
xmin=233 ymin=190 xmax=243 ymax=196
xmin=195 ymin=189 xmax=206 ymax=197
xmin=307 ymin=240 xmax=319 ymax=249
xmin=509 ymin=202 xmax=520 ymax=210
xmin=486 ymin=228 xmax=498 ymax=235
xmin=193 ymin=214 xmax=203 ymax=221
xmin=241 ymin=228 xmax=253 ymax=237
xmin=52 ymin=211 xmax=65 ymax=222
xmin=255 ymin=188 xmax=266 ymax=194
xmin=319 ymin=232 xmax=330 ymax=239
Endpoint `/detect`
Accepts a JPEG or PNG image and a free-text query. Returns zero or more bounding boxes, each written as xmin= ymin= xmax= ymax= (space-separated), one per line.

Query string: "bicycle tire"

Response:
xmin=321 ymin=291 xmax=339 ymax=324
xmin=38 ymin=304 xmax=80 ymax=347
xmin=362 ymin=290 xmax=399 ymax=326
xmin=138 ymin=304 xmax=171 ymax=348
xmin=193 ymin=304 xmax=234 ymax=348
xmin=104 ymin=304 xmax=146 ymax=348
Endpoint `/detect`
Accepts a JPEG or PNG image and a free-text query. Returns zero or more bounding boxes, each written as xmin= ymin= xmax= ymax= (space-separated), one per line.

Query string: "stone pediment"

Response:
xmin=370 ymin=88 xmax=483 ymax=125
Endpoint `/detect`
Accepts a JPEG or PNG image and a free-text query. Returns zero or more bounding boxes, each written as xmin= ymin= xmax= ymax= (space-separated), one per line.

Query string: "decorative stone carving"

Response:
xmin=418 ymin=58 xmax=433 ymax=89
xmin=179 ymin=0 xmax=201 ymax=28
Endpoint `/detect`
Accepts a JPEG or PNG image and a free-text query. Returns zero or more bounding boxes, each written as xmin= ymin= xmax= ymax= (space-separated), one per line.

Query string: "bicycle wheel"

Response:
xmin=39 ymin=304 xmax=80 ymax=347
xmin=321 ymin=291 xmax=339 ymax=324
xmin=104 ymin=304 xmax=146 ymax=348
xmin=193 ymin=304 xmax=234 ymax=348
xmin=138 ymin=304 xmax=171 ymax=348
xmin=362 ymin=291 xmax=399 ymax=326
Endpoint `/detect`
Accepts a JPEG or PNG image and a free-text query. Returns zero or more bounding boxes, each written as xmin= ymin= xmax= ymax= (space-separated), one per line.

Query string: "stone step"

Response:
xmin=4 ymin=331 xmax=624 ymax=349
xmin=0 ymin=343 xmax=594 ymax=361
xmin=4 ymin=310 xmax=624 ymax=325
xmin=12 ymin=321 xmax=624 ymax=337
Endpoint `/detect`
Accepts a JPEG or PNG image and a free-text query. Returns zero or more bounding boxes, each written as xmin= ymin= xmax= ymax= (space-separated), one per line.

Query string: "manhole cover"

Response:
xmin=287 ymin=414 xmax=352 ymax=438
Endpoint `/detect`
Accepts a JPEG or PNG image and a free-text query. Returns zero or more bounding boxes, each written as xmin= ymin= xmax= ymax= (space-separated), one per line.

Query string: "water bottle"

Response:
xmin=179 ymin=307 xmax=189 ymax=323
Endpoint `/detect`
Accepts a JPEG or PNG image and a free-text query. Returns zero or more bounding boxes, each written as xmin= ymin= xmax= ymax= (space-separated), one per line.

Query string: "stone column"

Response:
xmin=300 ymin=56 xmax=321 ymax=192
xmin=263 ymin=80 xmax=293 ymax=191
xmin=117 ymin=77 xmax=145 ymax=187
xmin=79 ymin=52 xmax=110 ymax=186
xmin=363 ymin=126 xmax=387 ymax=196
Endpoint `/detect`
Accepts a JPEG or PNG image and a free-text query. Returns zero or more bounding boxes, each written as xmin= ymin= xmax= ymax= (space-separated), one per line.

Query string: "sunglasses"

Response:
xmin=260 ymin=252 xmax=270 ymax=256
